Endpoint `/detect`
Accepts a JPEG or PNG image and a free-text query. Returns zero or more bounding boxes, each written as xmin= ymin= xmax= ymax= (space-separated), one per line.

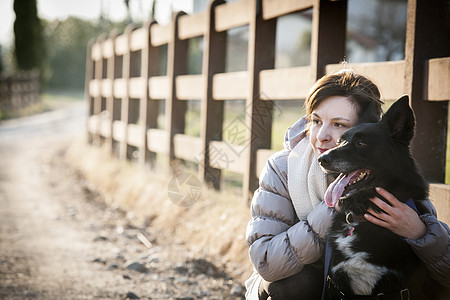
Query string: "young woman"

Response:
xmin=245 ymin=70 xmax=450 ymax=299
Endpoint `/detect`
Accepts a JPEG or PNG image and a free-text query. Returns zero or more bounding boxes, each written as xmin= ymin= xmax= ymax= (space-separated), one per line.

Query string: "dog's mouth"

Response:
xmin=324 ymin=169 xmax=372 ymax=208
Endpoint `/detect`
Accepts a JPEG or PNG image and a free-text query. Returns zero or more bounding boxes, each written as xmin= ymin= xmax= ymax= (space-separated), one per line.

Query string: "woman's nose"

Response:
xmin=317 ymin=125 xmax=331 ymax=142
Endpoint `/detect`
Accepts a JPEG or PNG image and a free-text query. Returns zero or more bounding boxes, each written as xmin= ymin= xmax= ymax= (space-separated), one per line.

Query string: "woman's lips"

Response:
xmin=318 ymin=148 xmax=329 ymax=154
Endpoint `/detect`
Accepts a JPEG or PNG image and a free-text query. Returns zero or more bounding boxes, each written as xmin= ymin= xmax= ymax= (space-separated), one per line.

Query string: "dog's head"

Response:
xmin=318 ymin=95 xmax=426 ymax=214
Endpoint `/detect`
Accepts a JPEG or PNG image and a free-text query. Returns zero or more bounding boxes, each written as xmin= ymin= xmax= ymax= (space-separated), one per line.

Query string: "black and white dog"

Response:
xmin=318 ymin=96 xmax=428 ymax=299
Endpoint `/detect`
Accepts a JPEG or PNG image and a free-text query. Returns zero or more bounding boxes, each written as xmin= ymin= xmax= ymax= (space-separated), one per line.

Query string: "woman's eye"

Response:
xmin=334 ymin=123 xmax=346 ymax=128
xmin=312 ymin=119 xmax=321 ymax=125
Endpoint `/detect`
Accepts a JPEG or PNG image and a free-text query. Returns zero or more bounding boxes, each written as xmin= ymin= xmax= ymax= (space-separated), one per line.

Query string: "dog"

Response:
xmin=318 ymin=96 xmax=429 ymax=299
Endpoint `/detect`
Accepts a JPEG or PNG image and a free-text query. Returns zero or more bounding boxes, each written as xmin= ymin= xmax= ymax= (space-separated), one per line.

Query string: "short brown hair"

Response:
xmin=305 ymin=70 xmax=384 ymax=124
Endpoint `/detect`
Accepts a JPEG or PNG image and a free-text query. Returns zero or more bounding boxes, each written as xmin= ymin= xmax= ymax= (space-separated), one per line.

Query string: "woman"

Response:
xmin=245 ymin=70 xmax=450 ymax=299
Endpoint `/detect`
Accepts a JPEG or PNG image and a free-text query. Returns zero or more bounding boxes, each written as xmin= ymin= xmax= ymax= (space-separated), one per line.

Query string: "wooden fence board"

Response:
xmin=129 ymin=77 xmax=147 ymax=98
xmin=112 ymin=120 xmax=126 ymax=142
xmin=262 ymin=0 xmax=313 ymax=20
xmin=166 ymin=11 xmax=188 ymax=162
xmin=174 ymin=134 xmax=202 ymax=162
xmin=208 ymin=141 xmax=247 ymax=174
xmin=103 ymin=39 xmax=115 ymax=58
xmin=130 ymin=27 xmax=148 ymax=51
xmin=260 ymin=66 xmax=313 ymax=100
xmin=425 ymin=57 xmax=450 ymax=101
xmin=89 ymin=79 xmax=101 ymax=98
xmin=101 ymin=79 xmax=113 ymax=98
xmin=127 ymin=124 xmax=144 ymax=147
xmin=215 ymin=0 xmax=252 ymax=32
xmin=326 ymin=61 xmax=405 ymax=100
xmin=100 ymin=118 xmax=112 ymax=138
xmin=149 ymin=76 xmax=170 ymax=99
xmin=150 ymin=23 xmax=172 ymax=47
xmin=88 ymin=115 xmax=100 ymax=134
xmin=147 ymin=129 xmax=169 ymax=153
xmin=198 ymin=0 xmax=226 ymax=189
xmin=430 ymin=183 xmax=450 ymax=224
xmin=176 ymin=75 xmax=204 ymax=100
xmin=404 ymin=0 xmax=449 ymax=183
xmin=212 ymin=71 xmax=248 ymax=100
xmin=255 ymin=149 xmax=275 ymax=178
xmin=115 ymin=34 xmax=128 ymax=55
xmin=113 ymin=78 xmax=127 ymax=98
xmin=242 ymin=1 xmax=276 ymax=201
xmin=91 ymin=43 xmax=102 ymax=61
xmin=178 ymin=12 xmax=207 ymax=40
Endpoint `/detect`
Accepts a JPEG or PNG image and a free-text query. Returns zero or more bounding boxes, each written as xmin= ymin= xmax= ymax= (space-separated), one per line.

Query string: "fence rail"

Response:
xmin=85 ymin=0 xmax=450 ymax=222
xmin=0 ymin=70 xmax=40 ymax=112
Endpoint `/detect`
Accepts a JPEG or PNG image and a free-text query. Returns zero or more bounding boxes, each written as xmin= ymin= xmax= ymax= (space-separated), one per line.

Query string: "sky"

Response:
xmin=0 ymin=0 xmax=193 ymax=48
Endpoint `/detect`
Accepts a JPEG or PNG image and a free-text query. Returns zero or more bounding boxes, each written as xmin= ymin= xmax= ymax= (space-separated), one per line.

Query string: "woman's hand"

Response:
xmin=364 ymin=187 xmax=427 ymax=240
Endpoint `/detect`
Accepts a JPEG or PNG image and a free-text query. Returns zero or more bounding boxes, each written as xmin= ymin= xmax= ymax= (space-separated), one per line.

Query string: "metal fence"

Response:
xmin=85 ymin=0 xmax=449 ymax=221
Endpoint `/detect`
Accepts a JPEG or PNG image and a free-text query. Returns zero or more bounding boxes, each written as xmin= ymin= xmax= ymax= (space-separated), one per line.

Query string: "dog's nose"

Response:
xmin=318 ymin=154 xmax=331 ymax=168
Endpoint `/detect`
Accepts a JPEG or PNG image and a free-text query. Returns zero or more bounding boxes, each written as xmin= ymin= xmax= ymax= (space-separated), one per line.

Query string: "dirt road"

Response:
xmin=0 ymin=102 xmax=244 ymax=299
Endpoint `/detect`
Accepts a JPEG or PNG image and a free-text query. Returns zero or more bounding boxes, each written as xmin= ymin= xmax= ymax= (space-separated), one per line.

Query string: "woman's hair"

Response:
xmin=304 ymin=69 xmax=384 ymax=124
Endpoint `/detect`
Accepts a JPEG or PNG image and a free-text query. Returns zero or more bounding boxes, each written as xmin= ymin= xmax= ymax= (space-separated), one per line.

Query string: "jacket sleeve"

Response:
xmin=405 ymin=199 xmax=450 ymax=288
xmin=245 ymin=149 xmax=333 ymax=282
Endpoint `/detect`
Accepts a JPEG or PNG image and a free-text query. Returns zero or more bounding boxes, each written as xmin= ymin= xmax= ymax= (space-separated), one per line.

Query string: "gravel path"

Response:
xmin=0 ymin=102 xmax=245 ymax=300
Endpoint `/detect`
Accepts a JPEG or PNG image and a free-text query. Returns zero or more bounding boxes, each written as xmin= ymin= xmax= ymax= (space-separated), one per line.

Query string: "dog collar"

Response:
xmin=345 ymin=212 xmax=367 ymax=224
xmin=344 ymin=213 xmax=366 ymax=237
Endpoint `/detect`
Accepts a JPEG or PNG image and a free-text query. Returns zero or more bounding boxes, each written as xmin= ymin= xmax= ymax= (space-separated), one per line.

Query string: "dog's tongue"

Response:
xmin=324 ymin=171 xmax=359 ymax=208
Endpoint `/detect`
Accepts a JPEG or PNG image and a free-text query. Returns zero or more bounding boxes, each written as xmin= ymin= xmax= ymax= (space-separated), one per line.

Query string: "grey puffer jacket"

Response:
xmin=245 ymin=118 xmax=450 ymax=298
xmin=405 ymin=200 xmax=450 ymax=288
xmin=244 ymin=118 xmax=334 ymax=298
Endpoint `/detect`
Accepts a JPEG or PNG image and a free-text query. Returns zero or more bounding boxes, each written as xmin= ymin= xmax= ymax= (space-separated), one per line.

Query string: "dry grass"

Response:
xmin=64 ymin=137 xmax=253 ymax=282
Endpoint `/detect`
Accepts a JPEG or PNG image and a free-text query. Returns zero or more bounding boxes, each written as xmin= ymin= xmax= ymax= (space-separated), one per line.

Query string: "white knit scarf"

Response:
xmin=287 ymin=138 xmax=328 ymax=220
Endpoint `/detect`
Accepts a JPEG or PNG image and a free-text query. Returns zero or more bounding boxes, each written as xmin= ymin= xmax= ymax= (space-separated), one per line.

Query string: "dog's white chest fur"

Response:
xmin=332 ymin=226 xmax=389 ymax=295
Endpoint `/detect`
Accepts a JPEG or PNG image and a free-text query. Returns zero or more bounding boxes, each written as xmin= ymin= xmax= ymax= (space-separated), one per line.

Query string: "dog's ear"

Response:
xmin=382 ymin=95 xmax=415 ymax=145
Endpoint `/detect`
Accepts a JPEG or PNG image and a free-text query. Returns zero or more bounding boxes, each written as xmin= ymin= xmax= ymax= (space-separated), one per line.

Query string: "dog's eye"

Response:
xmin=356 ymin=140 xmax=367 ymax=147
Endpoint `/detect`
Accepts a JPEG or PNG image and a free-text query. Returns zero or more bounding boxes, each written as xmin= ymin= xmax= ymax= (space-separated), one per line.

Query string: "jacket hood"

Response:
xmin=283 ymin=117 xmax=308 ymax=151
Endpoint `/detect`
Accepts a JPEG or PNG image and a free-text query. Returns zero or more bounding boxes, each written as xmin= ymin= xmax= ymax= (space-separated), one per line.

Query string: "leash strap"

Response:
xmin=326 ymin=275 xmax=410 ymax=300
xmin=405 ymin=198 xmax=419 ymax=214
xmin=321 ymin=234 xmax=333 ymax=300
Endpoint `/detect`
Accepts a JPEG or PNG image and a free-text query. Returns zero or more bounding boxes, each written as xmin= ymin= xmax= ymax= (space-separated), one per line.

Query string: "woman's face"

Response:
xmin=309 ymin=96 xmax=359 ymax=156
